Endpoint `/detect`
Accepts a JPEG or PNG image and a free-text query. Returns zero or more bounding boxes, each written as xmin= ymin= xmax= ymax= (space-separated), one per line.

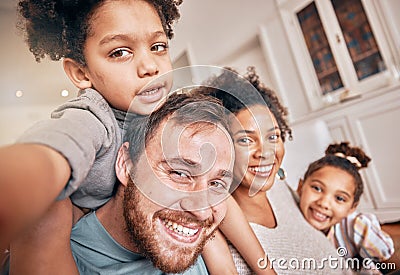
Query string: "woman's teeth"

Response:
xmin=163 ymin=218 xmax=198 ymax=237
xmin=249 ymin=165 xmax=272 ymax=173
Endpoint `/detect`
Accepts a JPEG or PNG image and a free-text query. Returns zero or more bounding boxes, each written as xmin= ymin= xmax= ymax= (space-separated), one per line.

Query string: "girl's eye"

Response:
xmin=151 ymin=43 xmax=168 ymax=52
xmin=311 ymin=185 xmax=322 ymax=192
xmin=109 ymin=48 xmax=131 ymax=58
xmin=336 ymin=196 xmax=346 ymax=202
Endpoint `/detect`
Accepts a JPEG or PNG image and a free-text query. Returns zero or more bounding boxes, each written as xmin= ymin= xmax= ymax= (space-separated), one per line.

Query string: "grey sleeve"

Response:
xmin=17 ymin=92 xmax=115 ymax=199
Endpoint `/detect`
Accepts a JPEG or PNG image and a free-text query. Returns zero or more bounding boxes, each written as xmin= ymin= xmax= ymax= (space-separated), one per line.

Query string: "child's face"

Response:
xmin=230 ymin=105 xmax=285 ymax=195
xmin=81 ymin=0 xmax=173 ymax=113
xmin=297 ymin=166 xmax=357 ymax=233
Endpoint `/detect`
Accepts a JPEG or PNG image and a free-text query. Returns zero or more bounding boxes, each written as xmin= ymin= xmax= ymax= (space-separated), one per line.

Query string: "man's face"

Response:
xmin=123 ymin=119 xmax=234 ymax=273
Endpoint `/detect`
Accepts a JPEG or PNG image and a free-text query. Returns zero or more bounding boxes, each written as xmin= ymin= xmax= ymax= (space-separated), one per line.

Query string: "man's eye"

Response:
xmin=109 ymin=48 xmax=131 ymax=58
xmin=209 ymin=181 xmax=227 ymax=191
xmin=170 ymin=170 xmax=190 ymax=180
xmin=151 ymin=43 xmax=168 ymax=52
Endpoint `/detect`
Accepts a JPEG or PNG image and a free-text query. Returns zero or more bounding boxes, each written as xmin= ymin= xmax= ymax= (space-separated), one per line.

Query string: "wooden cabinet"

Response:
xmin=278 ymin=0 xmax=400 ymax=110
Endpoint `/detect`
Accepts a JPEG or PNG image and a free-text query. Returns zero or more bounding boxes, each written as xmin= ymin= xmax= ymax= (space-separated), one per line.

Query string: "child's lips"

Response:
xmin=310 ymin=208 xmax=330 ymax=222
xmin=137 ymin=84 xmax=166 ymax=104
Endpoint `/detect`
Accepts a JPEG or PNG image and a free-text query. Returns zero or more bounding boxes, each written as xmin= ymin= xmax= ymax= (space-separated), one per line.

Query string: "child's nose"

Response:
xmin=137 ymin=52 xmax=159 ymax=77
xmin=317 ymin=195 xmax=331 ymax=209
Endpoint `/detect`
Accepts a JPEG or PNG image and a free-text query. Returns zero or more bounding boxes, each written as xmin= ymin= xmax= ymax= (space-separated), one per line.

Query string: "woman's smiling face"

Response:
xmin=230 ymin=104 xmax=285 ymax=195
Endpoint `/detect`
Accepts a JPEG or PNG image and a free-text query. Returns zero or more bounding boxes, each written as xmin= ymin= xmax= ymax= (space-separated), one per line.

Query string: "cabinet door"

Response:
xmin=279 ymin=0 xmax=399 ymax=110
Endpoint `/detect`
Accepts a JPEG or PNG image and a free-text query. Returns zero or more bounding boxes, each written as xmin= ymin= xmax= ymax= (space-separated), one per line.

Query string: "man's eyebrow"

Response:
xmin=162 ymin=158 xmax=201 ymax=170
xmin=218 ymin=169 xmax=233 ymax=180
xmin=162 ymin=158 xmax=232 ymax=179
xmin=99 ymin=31 xmax=166 ymax=46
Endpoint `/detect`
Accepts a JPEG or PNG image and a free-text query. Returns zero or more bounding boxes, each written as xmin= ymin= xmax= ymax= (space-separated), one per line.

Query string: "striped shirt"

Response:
xmin=327 ymin=211 xmax=394 ymax=273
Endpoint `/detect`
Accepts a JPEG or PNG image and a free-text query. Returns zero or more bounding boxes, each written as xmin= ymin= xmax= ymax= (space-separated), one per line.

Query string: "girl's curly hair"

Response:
xmin=17 ymin=0 xmax=182 ymax=65
xmin=201 ymin=66 xmax=292 ymax=142
xmin=303 ymin=142 xmax=371 ymax=204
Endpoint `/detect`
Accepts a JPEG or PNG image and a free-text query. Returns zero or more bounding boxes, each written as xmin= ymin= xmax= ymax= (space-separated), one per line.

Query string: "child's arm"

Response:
xmin=0 ymin=144 xmax=70 ymax=249
xmin=220 ymin=196 xmax=275 ymax=274
xmin=9 ymin=198 xmax=79 ymax=275
xmin=351 ymin=213 xmax=394 ymax=261
xmin=202 ymin=230 xmax=238 ymax=275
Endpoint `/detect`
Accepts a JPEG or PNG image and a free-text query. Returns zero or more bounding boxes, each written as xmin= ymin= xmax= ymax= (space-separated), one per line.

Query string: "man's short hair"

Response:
xmin=123 ymin=91 xmax=230 ymax=170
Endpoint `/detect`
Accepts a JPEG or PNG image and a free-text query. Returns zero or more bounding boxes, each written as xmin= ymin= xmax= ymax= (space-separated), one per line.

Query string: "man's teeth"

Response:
xmin=249 ymin=165 xmax=272 ymax=173
xmin=163 ymin=219 xmax=198 ymax=237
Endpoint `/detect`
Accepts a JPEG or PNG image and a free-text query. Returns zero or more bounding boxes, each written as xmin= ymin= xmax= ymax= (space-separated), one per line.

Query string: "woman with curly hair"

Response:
xmin=202 ymin=67 xmax=346 ymax=274
xmin=297 ymin=142 xmax=394 ymax=274
xmin=0 ymin=0 xmax=182 ymax=273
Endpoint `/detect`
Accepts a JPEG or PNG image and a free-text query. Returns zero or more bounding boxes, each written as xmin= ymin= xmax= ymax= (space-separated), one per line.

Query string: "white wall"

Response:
xmin=0 ymin=7 xmax=76 ymax=145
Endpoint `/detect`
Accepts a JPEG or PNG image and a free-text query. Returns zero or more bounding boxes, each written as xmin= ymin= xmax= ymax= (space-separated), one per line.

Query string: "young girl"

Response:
xmin=297 ymin=142 xmax=394 ymax=274
xmin=0 ymin=0 xmax=182 ymax=272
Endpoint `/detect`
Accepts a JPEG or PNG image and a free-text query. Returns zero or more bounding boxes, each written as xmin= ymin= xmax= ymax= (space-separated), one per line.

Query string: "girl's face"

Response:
xmin=81 ymin=0 xmax=173 ymax=113
xmin=297 ymin=166 xmax=357 ymax=233
xmin=230 ymin=105 xmax=285 ymax=195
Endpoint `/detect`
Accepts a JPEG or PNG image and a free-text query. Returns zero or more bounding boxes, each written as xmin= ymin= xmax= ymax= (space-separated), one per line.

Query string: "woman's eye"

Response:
xmin=237 ymin=137 xmax=252 ymax=145
xmin=109 ymin=48 xmax=131 ymax=58
xmin=151 ymin=43 xmax=168 ymax=52
xmin=268 ymin=133 xmax=281 ymax=142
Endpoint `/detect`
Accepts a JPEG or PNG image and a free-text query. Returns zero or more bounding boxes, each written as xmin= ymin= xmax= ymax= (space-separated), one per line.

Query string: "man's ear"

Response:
xmin=297 ymin=179 xmax=304 ymax=196
xmin=63 ymin=58 xmax=92 ymax=89
xmin=115 ymin=142 xmax=132 ymax=187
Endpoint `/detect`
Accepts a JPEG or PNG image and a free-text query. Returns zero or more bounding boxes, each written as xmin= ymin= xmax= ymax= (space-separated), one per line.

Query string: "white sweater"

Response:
xmin=229 ymin=182 xmax=350 ymax=274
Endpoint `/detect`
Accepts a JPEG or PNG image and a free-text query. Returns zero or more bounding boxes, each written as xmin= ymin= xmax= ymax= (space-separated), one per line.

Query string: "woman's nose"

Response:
xmin=254 ymin=142 xmax=274 ymax=159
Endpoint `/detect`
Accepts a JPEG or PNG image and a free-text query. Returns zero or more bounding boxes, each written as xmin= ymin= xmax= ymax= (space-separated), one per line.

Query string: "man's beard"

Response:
xmin=123 ymin=178 xmax=216 ymax=273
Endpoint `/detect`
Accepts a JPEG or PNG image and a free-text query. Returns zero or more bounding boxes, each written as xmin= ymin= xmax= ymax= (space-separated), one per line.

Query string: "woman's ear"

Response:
xmin=63 ymin=58 xmax=92 ymax=89
xmin=115 ymin=142 xmax=132 ymax=187
xmin=297 ymin=179 xmax=304 ymax=196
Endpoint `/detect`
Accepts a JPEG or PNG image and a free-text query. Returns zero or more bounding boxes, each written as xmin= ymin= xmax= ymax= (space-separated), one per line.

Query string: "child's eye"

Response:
xmin=336 ymin=196 xmax=346 ymax=202
xmin=151 ymin=43 xmax=168 ymax=52
xmin=109 ymin=48 xmax=131 ymax=58
xmin=311 ymin=185 xmax=322 ymax=192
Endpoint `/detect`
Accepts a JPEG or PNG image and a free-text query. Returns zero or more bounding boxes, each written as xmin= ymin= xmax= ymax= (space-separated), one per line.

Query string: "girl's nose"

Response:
xmin=137 ymin=52 xmax=159 ymax=78
xmin=317 ymin=195 xmax=331 ymax=209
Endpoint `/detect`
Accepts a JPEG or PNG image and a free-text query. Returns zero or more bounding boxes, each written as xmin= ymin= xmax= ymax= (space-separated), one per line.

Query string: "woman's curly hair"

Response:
xmin=17 ymin=0 xmax=182 ymax=65
xmin=201 ymin=66 xmax=292 ymax=142
xmin=303 ymin=142 xmax=371 ymax=204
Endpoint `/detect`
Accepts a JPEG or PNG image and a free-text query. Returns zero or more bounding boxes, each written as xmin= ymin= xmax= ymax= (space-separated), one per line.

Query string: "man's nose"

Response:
xmin=179 ymin=190 xmax=213 ymax=222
